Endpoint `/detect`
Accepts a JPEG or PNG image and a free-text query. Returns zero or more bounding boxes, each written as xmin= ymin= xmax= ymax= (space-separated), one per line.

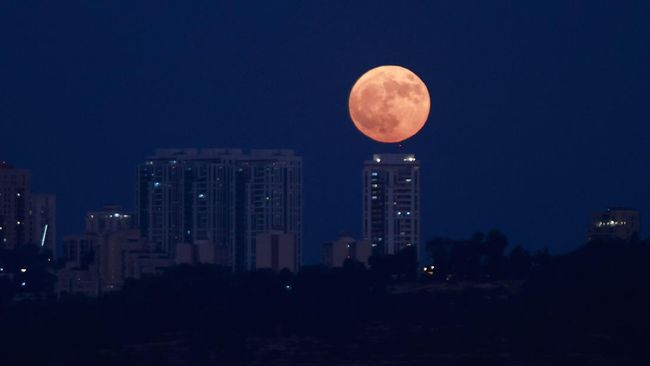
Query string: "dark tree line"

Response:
xmin=0 ymin=233 xmax=649 ymax=365
xmin=426 ymin=230 xmax=550 ymax=280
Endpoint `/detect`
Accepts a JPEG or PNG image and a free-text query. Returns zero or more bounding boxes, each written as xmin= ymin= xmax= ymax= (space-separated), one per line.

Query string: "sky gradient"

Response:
xmin=1 ymin=1 xmax=648 ymax=263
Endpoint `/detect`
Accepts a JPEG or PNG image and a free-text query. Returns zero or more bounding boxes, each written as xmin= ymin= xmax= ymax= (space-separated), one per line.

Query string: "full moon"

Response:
xmin=348 ymin=65 xmax=430 ymax=143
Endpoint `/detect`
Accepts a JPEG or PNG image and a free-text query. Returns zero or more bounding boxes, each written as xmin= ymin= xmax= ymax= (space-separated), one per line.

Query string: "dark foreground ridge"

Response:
xmin=0 ymin=235 xmax=649 ymax=366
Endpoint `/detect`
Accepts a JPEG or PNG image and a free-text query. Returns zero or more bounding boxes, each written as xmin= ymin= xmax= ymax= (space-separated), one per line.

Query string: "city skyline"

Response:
xmin=3 ymin=154 xmax=644 ymax=267
xmin=0 ymin=2 xmax=648 ymax=364
xmin=2 ymin=2 xmax=648 ymax=263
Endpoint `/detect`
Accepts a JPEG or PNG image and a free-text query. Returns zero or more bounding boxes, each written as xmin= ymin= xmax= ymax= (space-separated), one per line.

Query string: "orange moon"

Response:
xmin=348 ymin=65 xmax=430 ymax=143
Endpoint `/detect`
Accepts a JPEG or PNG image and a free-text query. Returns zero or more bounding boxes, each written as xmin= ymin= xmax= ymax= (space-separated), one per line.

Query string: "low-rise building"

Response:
xmin=255 ymin=232 xmax=297 ymax=272
xmin=322 ymin=235 xmax=372 ymax=268
xmin=587 ymin=208 xmax=640 ymax=241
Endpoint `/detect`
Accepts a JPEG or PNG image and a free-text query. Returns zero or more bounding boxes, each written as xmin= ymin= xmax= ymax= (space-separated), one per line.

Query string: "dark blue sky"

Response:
xmin=1 ymin=1 xmax=648 ymax=263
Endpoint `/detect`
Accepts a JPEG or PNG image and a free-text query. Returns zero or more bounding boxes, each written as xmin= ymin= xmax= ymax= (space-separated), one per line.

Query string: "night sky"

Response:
xmin=1 ymin=1 xmax=648 ymax=263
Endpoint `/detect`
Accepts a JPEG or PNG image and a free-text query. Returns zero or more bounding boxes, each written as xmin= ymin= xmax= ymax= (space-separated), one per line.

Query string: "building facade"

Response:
xmin=255 ymin=231 xmax=297 ymax=272
xmin=0 ymin=161 xmax=31 ymax=249
xmin=61 ymin=204 xmax=172 ymax=295
xmin=136 ymin=148 xmax=302 ymax=271
xmin=363 ymin=154 xmax=420 ymax=257
xmin=322 ymin=235 xmax=372 ymax=268
xmin=0 ymin=161 xmax=56 ymax=253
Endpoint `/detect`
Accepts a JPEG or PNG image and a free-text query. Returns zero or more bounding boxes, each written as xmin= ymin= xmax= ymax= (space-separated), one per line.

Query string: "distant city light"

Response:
xmin=596 ymin=220 xmax=627 ymax=227
xmin=403 ymin=155 xmax=416 ymax=162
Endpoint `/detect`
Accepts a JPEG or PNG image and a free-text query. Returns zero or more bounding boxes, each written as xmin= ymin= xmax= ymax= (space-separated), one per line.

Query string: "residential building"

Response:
xmin=0 ymin=161 xmax=31 ymax=249
xmin=587 ymin=207 xmax=640 ymax=241
xmin=322 ymin=235 xmax=372 ymax=268
xmin=363 ymin=154 xmax=420 ymax=258
xmin=255 ymin=231 xmax=297 ymax=272
xmin=136 ymin=148 xmax=302 ymax=271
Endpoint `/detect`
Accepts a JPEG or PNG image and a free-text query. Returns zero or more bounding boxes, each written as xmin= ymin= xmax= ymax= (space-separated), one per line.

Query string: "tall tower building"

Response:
xmin=363 ymin=154 xmax=420 ymax=257
xmin=0 ymin=161 xmax=31 ymax=249
xmin=136 ymin=149 xmax=302 ymax=271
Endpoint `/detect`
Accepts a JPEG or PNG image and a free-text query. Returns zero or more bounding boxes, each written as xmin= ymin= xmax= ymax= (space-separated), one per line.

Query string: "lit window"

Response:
xmin=371 ymin=172 xmax=378 ymax=177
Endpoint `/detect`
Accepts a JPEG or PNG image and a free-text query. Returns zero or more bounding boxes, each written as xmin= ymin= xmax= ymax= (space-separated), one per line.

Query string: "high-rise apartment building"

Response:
xmin=0 ymin=161 xmax=31 ymax=249
xmin=136 ymin=148 xmax=302 ymax=271
xmin=363 ymin=154 xmax=420 ymax=257
xmin=0 ymin=161 xmax=56 ymax=252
